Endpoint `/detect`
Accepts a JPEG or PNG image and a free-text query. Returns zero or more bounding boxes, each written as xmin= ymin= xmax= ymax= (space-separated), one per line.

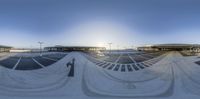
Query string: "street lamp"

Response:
xmin=108 ymin=43 xmax=112 ymax=55
xmin=38 ymin=42 xmax=44 ymax=56
xmin=117 ymin=45 xmax=119 ymax=54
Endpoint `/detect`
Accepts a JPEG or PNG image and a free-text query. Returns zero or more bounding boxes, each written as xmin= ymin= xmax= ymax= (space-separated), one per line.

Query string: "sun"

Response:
xmin=97 ymin=42 xmax=106 ymax=47
xmin=65 ymin=20 xmax=133 ymax=48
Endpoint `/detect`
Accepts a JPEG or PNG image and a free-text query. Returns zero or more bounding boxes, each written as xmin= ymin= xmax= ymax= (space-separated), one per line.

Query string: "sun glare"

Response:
xmin=66 ymin=20 xmax=133 ymax=48
xmin=96 ymin=42 xmax=106 ymax=47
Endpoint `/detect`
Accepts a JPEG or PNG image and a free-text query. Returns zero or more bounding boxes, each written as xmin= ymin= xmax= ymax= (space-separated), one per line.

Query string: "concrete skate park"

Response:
xmin=0 ymin=44 xmax=200 ymax=99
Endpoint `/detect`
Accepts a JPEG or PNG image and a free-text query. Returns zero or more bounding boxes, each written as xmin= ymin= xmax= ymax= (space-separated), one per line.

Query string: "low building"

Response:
xmin=0 ymin=45 xmax=12 ymax=52
xmin=137 ymin=44 xmax=200 ymax=52
xmin=137 ymin=46 xmax=159 ymax=51
xmin=44 ymin=45 xmax=106 ymax=52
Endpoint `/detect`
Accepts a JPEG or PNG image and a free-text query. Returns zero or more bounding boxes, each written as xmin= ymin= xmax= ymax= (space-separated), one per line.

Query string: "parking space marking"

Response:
xmin=85 ymin=51 xmax=166 ymax=72
xmin=107 ymin=64 xmax=115 ymax=70
xmin=128 ymin=54 xmax=136 ymax=63
xmin=42 ymin=56 xmax=58 ymax=61
xmin=32 ymin=58 xmax=45 ymax=68
xmin=12 ymin=57 xmax=21 ymax=70
xmin=143 ymin=53 xmax=155 ymax=57
xmin=115 ymin=54 xmax=122 ymax=63
xmin=138 ymin=54 xmax=150 ymax=59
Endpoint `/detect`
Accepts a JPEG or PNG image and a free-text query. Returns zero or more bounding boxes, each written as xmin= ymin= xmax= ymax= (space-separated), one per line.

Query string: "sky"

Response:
xmin=0 ymin=0 xmax=200 ymax=49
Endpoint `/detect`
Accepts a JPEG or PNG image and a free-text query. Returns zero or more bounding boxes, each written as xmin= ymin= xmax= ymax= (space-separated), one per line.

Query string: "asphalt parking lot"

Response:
xmin=85 ymin=51 xmax=166 ymax=72
xmin=0 ymin=53 xmax=67 ymax=70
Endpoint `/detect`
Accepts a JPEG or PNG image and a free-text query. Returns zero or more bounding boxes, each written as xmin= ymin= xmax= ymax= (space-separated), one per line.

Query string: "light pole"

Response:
xmin=30 ymin=45 xmax=33 ymax=53
xmin=108 ymin=43 xmax=112 ymax=55
xmin=38 ymin=42 xmax=44 ymax=56
xmin=117 ymin=45 xmax=119 ymax=54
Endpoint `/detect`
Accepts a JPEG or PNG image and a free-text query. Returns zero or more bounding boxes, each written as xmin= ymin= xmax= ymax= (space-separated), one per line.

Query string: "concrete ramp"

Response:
xmin=82 ymin=52 xmax=174 ymax=97
xmin=0 ymin=53 xmax=74 ymax=96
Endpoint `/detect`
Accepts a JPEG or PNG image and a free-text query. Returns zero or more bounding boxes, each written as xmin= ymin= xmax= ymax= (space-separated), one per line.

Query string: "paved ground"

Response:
xmin=0 ymin=52 xmax=200 ymax=99
xmin=0 ymin=53 xmax=67 ymax=70
xmin=82 ymin=51 xmax=200 ymax=98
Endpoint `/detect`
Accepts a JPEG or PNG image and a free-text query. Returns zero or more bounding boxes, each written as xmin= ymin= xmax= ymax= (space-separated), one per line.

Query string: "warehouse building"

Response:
xmin=44 ymin=45 xmax=106 ymax=52
xmin=137 ymin=44 xmax=200 ymax=52
xmin=0 ymin=45 xmax=12 ymax=52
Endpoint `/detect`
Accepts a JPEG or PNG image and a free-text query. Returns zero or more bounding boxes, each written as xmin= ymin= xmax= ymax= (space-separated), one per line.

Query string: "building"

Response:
xmin=137 ymin=44 xmax=200 ymax=52
xmin=44 ymin=45 xmax=106 ymax=52
xmin=0 ymin=45 xmax=12 ymax=52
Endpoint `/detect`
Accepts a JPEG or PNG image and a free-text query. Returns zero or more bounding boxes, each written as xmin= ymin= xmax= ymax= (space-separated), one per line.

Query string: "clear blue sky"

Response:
xmin=0 ymin=0 xmax=200 ymax=49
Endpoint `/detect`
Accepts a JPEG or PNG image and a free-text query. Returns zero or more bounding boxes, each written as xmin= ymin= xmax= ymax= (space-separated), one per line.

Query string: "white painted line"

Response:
xmin=138 ymin=54 xmax=151 ymax=59
xmin=128 ymin=54 xmax=136 ymax=63
xmin=115 ymin=54 xmax=122 ymax=63
xmin=142 ymin=53 xmax=154 ymax=57
xmin=12 ymin=57 xmax=21 ymax=70
xmin=32 ymin=58 xmax=45 ymax=68
xmin=42 ymin=56 xmax=57 ymax=61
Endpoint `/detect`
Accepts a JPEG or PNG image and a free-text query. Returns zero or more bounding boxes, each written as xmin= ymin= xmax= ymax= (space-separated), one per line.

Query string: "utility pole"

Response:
xmin=108 ymin=43 xmax=112 ymax=55
xmin=117 ymin=45 xmax=119 ymax=54
xmin=30 ymin=45 xmax=33 ymax=53
xmin=38 ymin=42 xmax=44 ymax=56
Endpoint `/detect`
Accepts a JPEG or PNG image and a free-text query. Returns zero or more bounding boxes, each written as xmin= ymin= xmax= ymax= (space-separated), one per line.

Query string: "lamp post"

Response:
xmin=117 ymin=45 xmax=119 ymax=54
xmin=38 ymin=42 xmax=44 ymax=56
xmin=108 ymin=43 xmax=112 ymax=55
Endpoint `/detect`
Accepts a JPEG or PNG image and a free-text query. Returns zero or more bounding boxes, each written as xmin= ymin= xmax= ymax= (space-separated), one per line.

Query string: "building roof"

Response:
xmin=138 ymin=44 xmax=200 ymax=49
xmin=153 ymin=44 xmax=200 ymax=48
xmin=0 ymin=45 xmax=12 ymax=48
xmin=45 ymin=45 xmax=106 ymax=49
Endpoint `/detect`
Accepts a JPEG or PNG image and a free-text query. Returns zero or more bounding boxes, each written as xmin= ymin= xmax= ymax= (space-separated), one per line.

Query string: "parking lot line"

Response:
xmin=115 ymin=54 xmax=122 ymax=63
xmin=42 ymin=56 xmax=57 ymax=61
xmin=32 ymin=58 xmax=45 ymax=68
xmin=12 ymin=57 xmax=21 ymax=70
xmin=138 ymin=54 xmax=150 ymax=59
xmin=128 ymin=54 xmax=136 ymax=63
xmin=143 ymin=53 xmax=155 ymax=58
xmin=107 ymin=64 xmax=115 ymax=70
